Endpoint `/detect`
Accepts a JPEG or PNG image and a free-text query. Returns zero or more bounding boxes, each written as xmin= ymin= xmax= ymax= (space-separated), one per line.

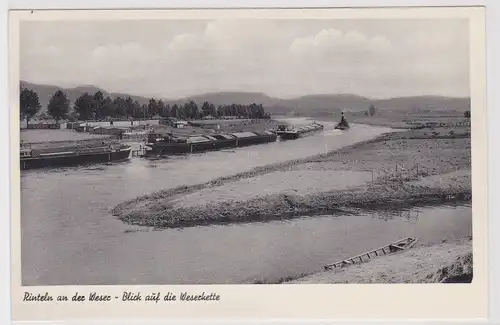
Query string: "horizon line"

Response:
xmin=19 ymin=79 xmax=471 ymax=102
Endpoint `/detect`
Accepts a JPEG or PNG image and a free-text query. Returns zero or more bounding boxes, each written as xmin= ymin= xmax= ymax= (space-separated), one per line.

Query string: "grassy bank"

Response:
xmin=20 ymin=129 xmax=112 ymax=147
xmin=112 ymin=125 xmax=471 ymax=229
xmin=320 ymin=109 xmax=470 ymax=129
xmin=285 ymin=237 xmax=472 ymax=284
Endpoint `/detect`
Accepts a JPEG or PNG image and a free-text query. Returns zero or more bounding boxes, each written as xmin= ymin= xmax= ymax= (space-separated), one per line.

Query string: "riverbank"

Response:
xmin=319 ymin=110 xmax=470 ymax=129
xmin=285 ymin=237 xmax=472 ymax=284
xmin=20 ymin=118 xmax=280 ymax=150
xmin=112 ymin=125 xmax=471 ymax=228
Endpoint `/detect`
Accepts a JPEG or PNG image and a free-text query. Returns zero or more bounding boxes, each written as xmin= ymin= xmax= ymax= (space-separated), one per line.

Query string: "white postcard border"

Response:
xmin=3 ymin=2 xmax=496 ymax=323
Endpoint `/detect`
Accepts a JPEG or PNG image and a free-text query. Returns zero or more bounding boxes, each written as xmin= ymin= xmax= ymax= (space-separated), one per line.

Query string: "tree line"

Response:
xmin=20 ymin=88 xmax=270 ymax=125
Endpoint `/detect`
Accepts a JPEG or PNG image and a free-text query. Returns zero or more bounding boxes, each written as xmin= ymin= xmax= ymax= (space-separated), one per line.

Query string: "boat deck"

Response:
xmin=20 ymin=145 xmax=132 ymax=170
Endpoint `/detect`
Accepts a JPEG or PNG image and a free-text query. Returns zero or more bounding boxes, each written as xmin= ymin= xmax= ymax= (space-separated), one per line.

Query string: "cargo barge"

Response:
xmin=275 ymin=122 xmax=324 ymax=140
xmin=144 ymin=130 xmax=277 ymax=156
xmin=20 ymin=143 xmax=132 ymax=170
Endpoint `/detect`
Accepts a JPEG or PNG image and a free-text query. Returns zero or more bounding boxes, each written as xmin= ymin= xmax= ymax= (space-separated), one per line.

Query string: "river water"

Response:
xmin=20 ymin=119 xmax=471 ymax=285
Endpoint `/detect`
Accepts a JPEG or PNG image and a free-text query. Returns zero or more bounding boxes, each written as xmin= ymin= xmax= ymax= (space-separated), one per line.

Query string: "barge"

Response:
xmin=20 ymin=143 xmax=132 ymax=170
xmin=144 ymin=130 xmax=277 ymax=156
xmin=275 ymin=122 xmax=324 ymax=140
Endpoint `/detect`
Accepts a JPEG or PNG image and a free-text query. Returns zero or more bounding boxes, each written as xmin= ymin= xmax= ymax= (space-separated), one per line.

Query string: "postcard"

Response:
xmin=9 ymin=6 xmax=488 ymax=321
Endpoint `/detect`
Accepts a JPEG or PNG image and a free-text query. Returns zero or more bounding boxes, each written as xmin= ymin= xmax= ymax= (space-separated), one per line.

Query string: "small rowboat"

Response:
xmin=324 ymin=237 xmax=420 ymax=270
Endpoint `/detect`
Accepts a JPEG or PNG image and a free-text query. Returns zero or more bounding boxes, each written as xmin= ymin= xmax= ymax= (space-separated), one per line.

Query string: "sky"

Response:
xmin=20 ymin=18 xmax=470 ymax=99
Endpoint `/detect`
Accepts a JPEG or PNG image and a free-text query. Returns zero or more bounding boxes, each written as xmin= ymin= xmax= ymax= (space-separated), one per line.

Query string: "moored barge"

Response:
xmin=20 ymin=143 xmax=132 ymax=170
xmin=275 ymin=122 xmax=324 ymax=140
xmin=144 ymin=130 xmax=277 ymax=156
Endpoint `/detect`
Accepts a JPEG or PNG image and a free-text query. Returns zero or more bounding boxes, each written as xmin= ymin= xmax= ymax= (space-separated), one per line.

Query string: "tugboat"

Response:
xmin=275 ymin=122 xmax=324 ymax=140
xmin=20 ymin=142 xmax=132 ymax=170
xmin=144 ymin=130 xmax=277 ymax=156
xmin=334 ymin=112 xmax=350 ymax=130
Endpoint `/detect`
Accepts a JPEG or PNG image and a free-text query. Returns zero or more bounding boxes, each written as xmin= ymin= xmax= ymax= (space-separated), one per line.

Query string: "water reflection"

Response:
xmin=363 ymin=201 xmax=471 ymax=224
xmin=376 ymin=207 xmax=421 ymax=223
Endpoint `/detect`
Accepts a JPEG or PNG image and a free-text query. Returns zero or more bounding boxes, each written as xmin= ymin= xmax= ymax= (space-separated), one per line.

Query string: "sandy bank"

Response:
xmin=112 ymin=127 xmax=471 ymax=228
xmin=20 ymin=129 xmax=111 ymax=144
xmin=286 ymin=238 xmax=472 ymax=284
xmin=114 ymin=169 xmax=470 ymax=228
xmin=322 ymin=111 xmax=471 ymax=130
xmin=169 ymin=170 xmax=373 ymax=209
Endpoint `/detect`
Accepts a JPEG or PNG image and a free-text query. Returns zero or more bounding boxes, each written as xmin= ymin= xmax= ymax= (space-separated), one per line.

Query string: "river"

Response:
xmin=20 ymin=118 xmax=471 ymax=285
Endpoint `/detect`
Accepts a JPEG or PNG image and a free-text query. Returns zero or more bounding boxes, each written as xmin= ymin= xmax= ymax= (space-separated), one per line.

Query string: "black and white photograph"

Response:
xmin=12 ymin=5 xmax=487 ymax=299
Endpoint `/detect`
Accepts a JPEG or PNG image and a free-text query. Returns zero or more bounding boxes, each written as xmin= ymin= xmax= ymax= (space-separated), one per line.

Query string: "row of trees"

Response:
xmin=20 ymin=88 xmax=270 ymax=124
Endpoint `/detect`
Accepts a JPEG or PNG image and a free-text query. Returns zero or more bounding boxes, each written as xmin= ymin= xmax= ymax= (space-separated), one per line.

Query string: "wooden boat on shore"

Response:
xmin=275 ymin=122 xmax=324 ymax=140
xmin=20 ymin=143 xmax=132 ymax=170
xmin=323 ymin=237 xmax=420 ymax=270
xmin=144 ymin=130 xmax=277 ymax=156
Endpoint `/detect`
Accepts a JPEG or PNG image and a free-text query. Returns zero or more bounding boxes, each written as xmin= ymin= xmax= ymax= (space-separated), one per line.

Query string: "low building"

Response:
xmin=89 ymin=126 xmax=127 ymax=135
xmin=26 ymin=122 xmax=61 ymax=130
xmin=161 ymin=117 xmax=189 ymax=128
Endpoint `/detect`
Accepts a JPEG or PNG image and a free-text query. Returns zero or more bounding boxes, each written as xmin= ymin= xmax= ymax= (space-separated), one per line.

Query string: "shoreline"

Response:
xmin=284 ymin=237 xmax=472 ymax=284
xmin=112 ymin=125 xmax=471 ymax=229
xmin=21 ymin=118 xmax=282 ymax=149
xmin=279 ymin=237 xmax=472 ymax=284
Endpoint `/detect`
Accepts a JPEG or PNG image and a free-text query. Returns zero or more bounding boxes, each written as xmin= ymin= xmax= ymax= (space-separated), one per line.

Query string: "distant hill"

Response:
xmin=19 ymin=80 xmax=470 ymax=117
xmin=172 ymin=92 xmax=281 ymax=107
xmin=20 ymin=81 xmax=152 ymax=111
xmin=374 ymin=96 xmax=471 ymax=113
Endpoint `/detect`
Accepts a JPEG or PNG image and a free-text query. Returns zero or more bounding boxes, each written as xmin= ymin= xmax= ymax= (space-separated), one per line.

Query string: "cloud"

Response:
xmin=20 ymin=19 xmax=470 ymax=99
xmin=290 ymin=28 xmax=392 ymax=55
xmin=168 ymin=33 xmax=206 ymax=51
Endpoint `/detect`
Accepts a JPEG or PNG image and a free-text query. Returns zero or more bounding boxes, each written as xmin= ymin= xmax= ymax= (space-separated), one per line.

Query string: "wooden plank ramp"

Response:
xmin=324 ymin=237 xmax=420 ymax=271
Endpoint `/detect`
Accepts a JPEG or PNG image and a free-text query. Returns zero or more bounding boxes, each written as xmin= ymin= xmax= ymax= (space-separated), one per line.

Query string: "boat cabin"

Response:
xmin=147 ymin=132 xmax=187 ymax=144
xmin=20 ymin=142 xmax=33 ymax=158
xmin=20 ymin=148 xmax=32 ymax=158
xmin=277 ymin=124 xmax=293 ymax=132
